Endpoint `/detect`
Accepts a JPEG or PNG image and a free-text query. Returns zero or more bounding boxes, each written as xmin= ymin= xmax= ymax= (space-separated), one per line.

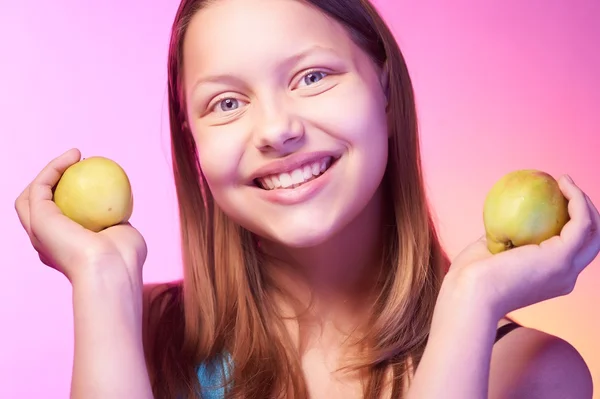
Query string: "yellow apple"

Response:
xmin=483 ymin=169 xmax=569 ymax=254
xmin=53 ymin=156 xmax=133 ymax=232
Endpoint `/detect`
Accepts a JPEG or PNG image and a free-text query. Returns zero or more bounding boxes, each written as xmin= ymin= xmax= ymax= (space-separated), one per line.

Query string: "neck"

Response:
xmin=260 ymin=185 xmax=390 ymax=346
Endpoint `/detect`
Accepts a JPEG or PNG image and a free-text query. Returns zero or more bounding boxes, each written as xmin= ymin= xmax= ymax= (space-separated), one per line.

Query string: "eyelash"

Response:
xmin=297 ymin=68 xmax=329 ymax=87
xmin=208 ymin=69 xmax=330 ymax=114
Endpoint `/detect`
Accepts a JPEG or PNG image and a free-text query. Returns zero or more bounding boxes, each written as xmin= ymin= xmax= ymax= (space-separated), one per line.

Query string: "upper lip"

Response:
xmin=248 ymin=151 xmax=340 ymax=182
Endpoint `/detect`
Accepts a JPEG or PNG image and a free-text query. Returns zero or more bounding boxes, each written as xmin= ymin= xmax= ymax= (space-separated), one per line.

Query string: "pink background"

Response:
xmin=1 ymin=1 xmax=598 ymax=397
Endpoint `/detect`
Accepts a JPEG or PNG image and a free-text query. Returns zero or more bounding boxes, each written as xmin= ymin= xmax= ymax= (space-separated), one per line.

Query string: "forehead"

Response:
xmin=182 ymin=0 xmax=358 ymax=78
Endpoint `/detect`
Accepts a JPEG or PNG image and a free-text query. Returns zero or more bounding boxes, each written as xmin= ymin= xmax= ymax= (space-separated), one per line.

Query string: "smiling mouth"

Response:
xmin=254 ymin=156 xmax=337 ymax=190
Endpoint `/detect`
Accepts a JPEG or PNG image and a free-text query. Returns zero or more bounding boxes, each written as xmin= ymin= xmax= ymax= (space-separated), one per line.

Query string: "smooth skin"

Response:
xmin=16 ymin=149 xmax=598 ymax=399
xmin=15 ymin=0 xmax=600 ymax=397
xmin=15 ymin=149 xmax=152 ymax=398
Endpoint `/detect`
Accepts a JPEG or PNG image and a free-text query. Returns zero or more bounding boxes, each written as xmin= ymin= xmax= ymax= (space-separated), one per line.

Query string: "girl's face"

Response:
xmin=183 ymin=0 xmax=390 ymax=248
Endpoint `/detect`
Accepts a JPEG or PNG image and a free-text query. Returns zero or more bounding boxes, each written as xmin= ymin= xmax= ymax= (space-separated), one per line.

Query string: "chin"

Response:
xmin=268 ymin=227 xmax=335 ymax=248
xmin=252 ymin=214 xmax=343 ymax=249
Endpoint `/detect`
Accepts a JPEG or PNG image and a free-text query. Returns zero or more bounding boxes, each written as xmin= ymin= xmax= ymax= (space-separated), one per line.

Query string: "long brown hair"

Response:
xmin=143 ymin=0 xmax=450 ymax=398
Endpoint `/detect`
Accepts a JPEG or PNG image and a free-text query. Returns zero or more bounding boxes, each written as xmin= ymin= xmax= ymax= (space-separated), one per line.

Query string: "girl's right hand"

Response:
xmin=15 ymin=148 xmax=147 ymax=284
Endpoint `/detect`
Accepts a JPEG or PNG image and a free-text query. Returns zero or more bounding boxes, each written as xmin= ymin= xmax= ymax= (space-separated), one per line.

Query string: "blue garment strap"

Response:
xmin=197 ymin=355 xmax=231 ymax=399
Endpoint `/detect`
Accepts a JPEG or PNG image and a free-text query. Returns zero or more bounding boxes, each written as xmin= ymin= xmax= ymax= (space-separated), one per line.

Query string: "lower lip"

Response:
xmin=255 ymin=160 xmax=338 ymax=205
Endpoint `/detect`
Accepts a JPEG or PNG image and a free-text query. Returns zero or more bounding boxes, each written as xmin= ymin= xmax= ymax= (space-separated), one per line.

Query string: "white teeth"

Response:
xmin=271 ymin=175 xmax=280 ymax=187
xmin=264 ymin=177 xmax=274 ymax=190
xmin=311 ymin=162 xmax=320 ymax=176
xmin=303 ymin=165 xmax=312 ymax=180
xmin=257 ymin=156 xmax=335 ymax=190
xmin=279 ymin=173 xmax=293 ymax=188
xmin=291 ymin=169 xmax=304 ymax=185
xmin=320 ymin=157 xmax=330 ymax=172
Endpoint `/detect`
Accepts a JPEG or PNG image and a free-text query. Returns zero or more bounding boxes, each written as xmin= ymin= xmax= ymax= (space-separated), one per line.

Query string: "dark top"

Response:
xmin=494 ymin=321 xmax=522 ymax=343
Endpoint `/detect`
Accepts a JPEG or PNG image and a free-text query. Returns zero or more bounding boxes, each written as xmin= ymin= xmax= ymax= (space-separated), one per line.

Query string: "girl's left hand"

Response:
xmin=447 ymin=175 xmax=600 ymax=320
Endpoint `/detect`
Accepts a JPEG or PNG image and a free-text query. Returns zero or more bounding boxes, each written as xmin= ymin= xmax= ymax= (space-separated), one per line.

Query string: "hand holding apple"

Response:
xmin=447 ymin=173 xmax=599 ymax=320
xmin=15 ymin=149 xmax=146 ymax=283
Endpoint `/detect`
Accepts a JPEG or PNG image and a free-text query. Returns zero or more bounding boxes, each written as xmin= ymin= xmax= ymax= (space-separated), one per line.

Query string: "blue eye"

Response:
xmin=302 ymin=71 xmax=327 ymax=86
xmin=217 ymin=98 xmax=239 ymax=112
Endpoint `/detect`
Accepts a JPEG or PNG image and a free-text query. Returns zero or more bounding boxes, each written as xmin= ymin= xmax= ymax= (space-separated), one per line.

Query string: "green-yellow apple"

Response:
xmin=53 ymin=156 xmax=133 ymax=232
xmin=483 ymin=169 xmax=570 ymax=254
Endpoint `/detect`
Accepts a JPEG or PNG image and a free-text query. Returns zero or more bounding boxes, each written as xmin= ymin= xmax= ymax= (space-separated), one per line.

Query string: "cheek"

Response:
xmin=328 ymin=82 xmax=389 ymax=187
xmin=193 ymin=127 xmax=245 ymax=190
xmin=306 ymin=79 xmax=388 ymax=146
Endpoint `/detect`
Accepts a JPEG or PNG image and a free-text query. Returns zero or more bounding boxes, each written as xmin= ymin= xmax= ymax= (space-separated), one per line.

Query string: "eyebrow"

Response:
xmin=190 ymin=45 xmax=340 ymax=93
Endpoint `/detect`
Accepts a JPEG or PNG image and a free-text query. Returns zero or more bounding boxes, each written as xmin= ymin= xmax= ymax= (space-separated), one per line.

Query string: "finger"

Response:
xmin=450 ymin=235 xmax=491 ymax=269
xmin=584 ymin=194 xmax=599 ymax=237
xmin=15 ymin=184 xmax=32 ymax=236
xmin=15 ymin=188 xmax=45 ymax=253
xmin=557 ymin=175 xmax=593 ymax=254
xmin=28 ymin=149 xmax=88 ymax=270
xmin=29 ymin=148 xmax=81 ymax=204
xmin=573 ymin=193 xmax=600 ymax=271
xmin=28 ymin=149 xmax=81 ymax=236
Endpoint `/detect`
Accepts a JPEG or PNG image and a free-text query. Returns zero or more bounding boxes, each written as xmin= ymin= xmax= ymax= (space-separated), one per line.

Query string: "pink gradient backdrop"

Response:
xmin=0 ymin=1 xmax=598 ymax=397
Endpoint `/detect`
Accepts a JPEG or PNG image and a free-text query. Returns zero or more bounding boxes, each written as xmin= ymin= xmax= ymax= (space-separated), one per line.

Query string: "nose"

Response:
xmin=252 ymin=100 xmax=304 ymax=154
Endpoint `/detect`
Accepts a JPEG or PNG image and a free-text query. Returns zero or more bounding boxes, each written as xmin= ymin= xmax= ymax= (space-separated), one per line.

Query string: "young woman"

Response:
xmin=15 ymin=0 xmax=599 ymax=398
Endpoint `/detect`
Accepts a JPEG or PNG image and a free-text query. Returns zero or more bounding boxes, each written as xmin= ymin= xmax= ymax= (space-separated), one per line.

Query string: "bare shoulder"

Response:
xmin=489 ymin=319 xmax=593 ymax=399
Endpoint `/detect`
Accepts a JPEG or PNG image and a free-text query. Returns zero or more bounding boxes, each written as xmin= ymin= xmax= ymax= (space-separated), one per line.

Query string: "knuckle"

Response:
xmin=568 ymin=273 xmax=579 ymax=292
xmin=15 ymin=185 xmax=30 ymax=200
xmin=39 ymin=254 xmax=55 ymax=269
xmin=581 ymin=216 xmax=593 ymax=232
xmin=560 ymin=281 xmax=575 ymax=296
xmin=14 ymin=197 xmax=24 ymax=213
